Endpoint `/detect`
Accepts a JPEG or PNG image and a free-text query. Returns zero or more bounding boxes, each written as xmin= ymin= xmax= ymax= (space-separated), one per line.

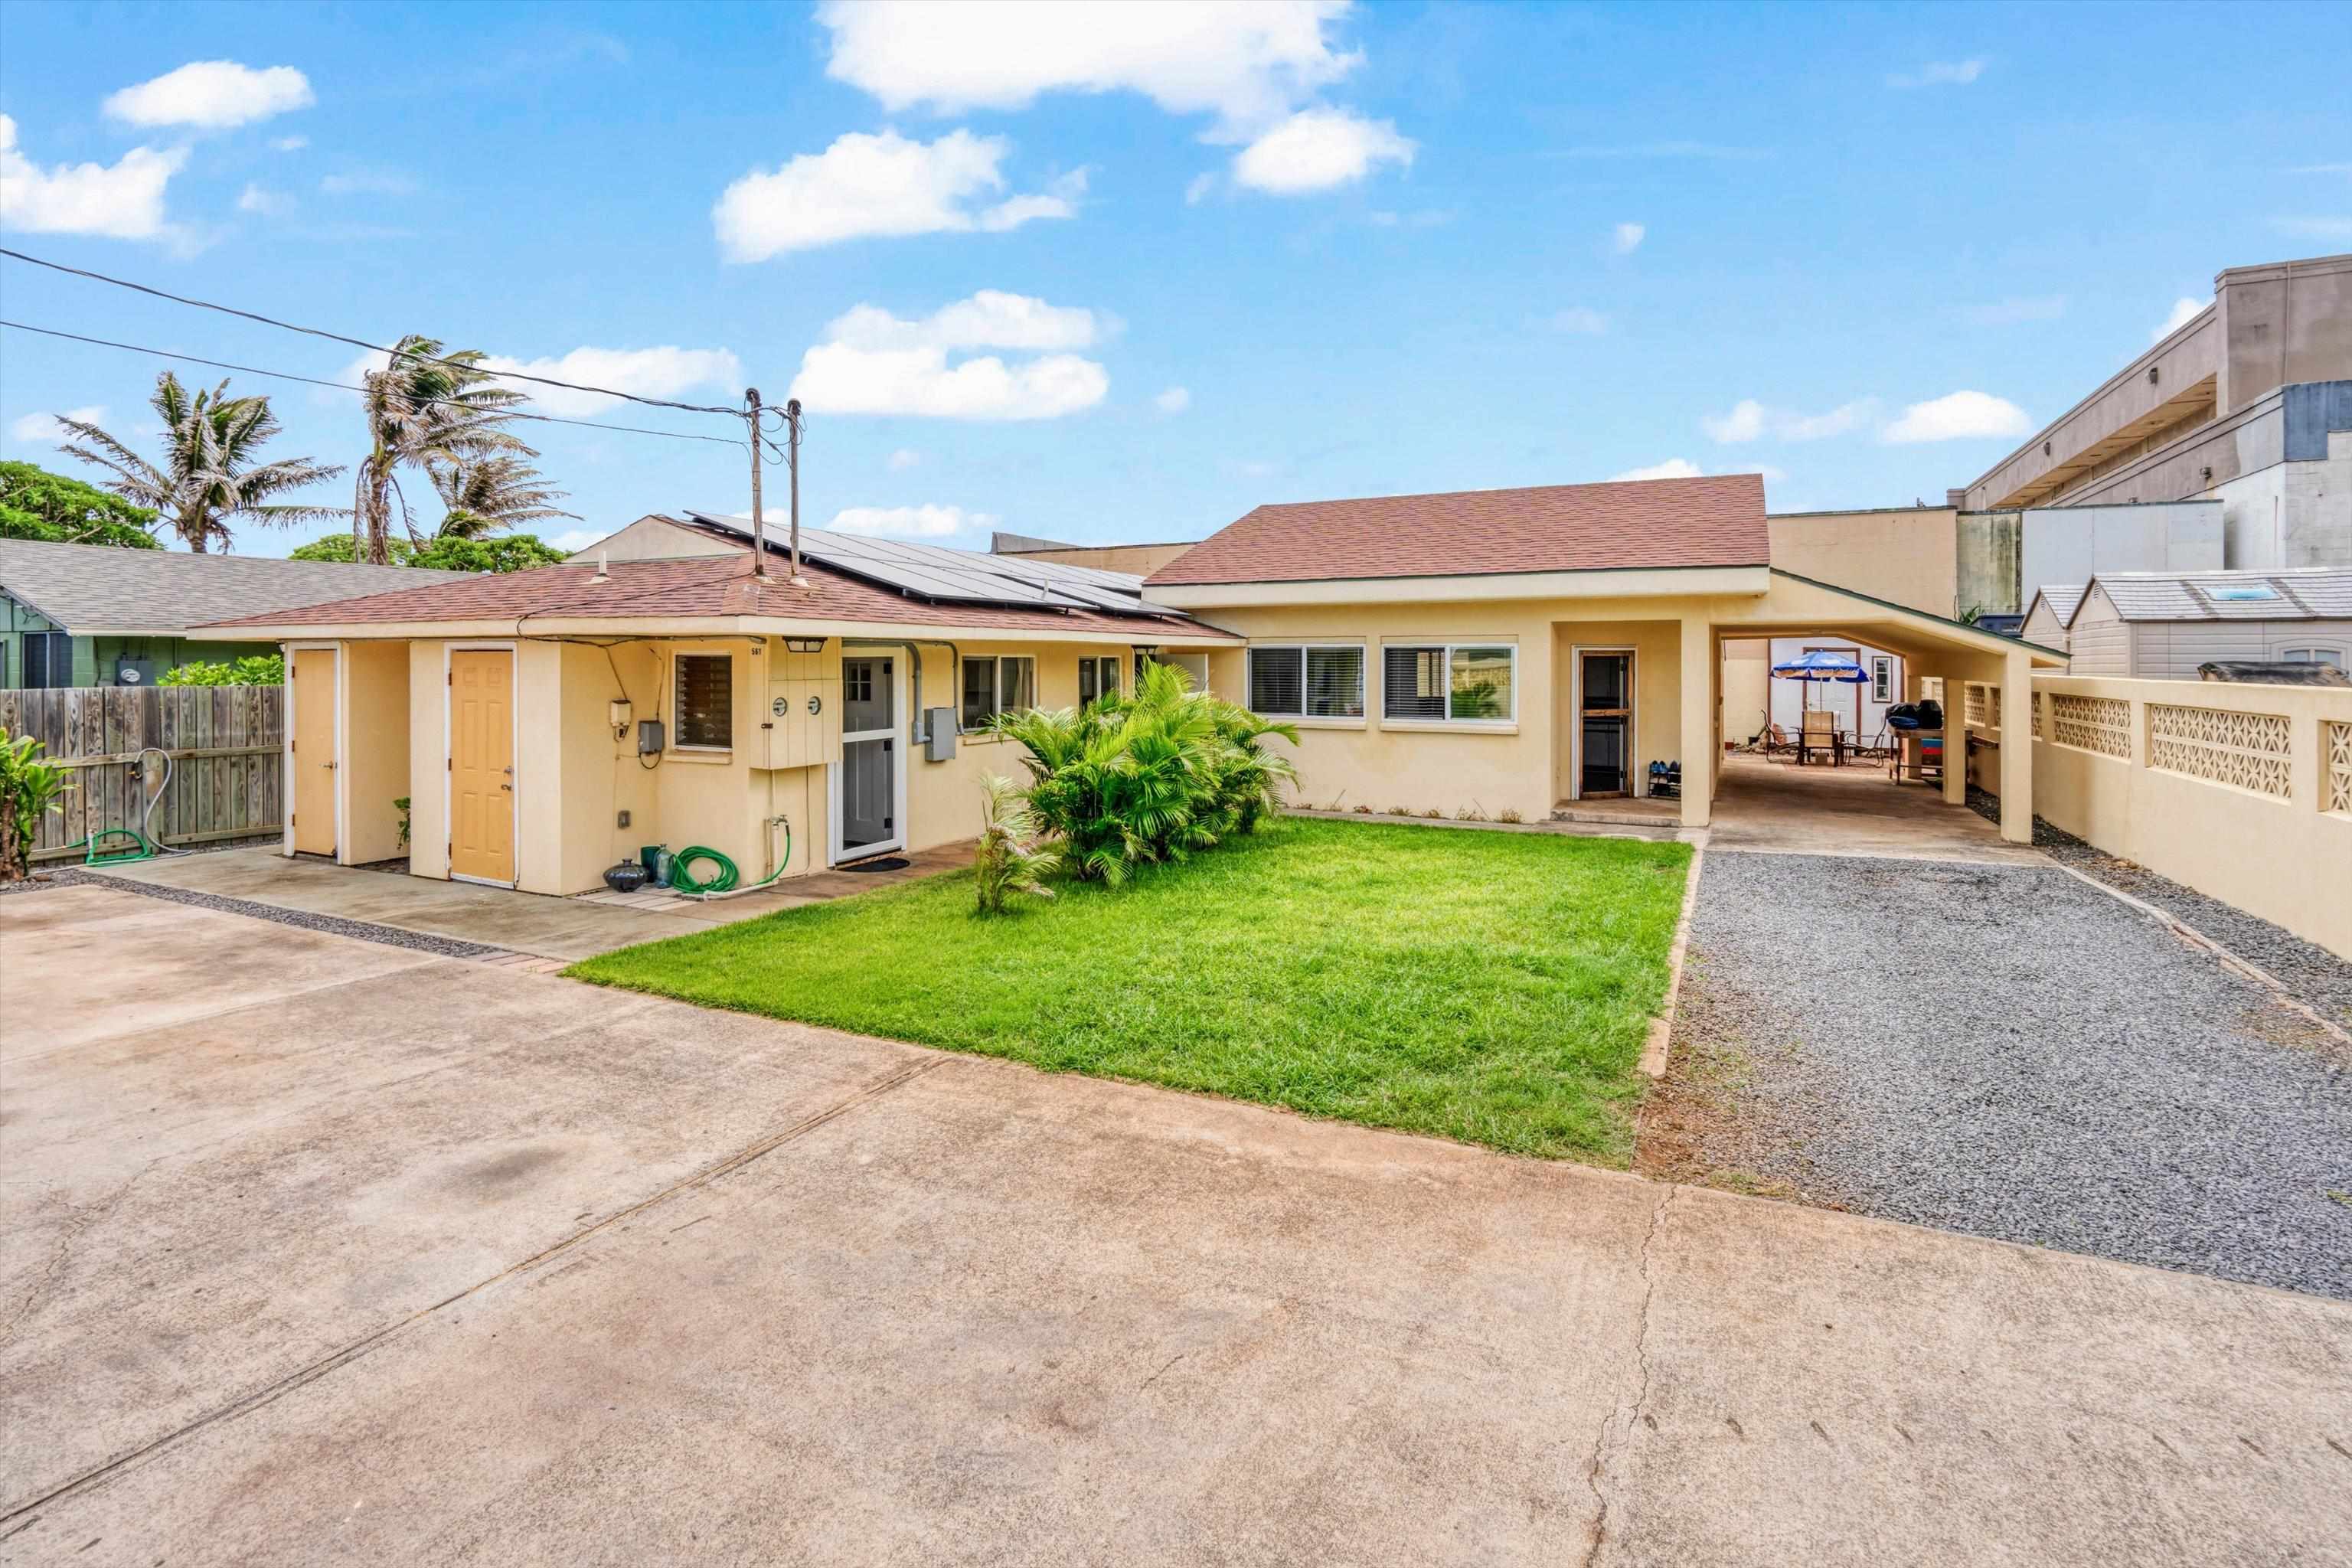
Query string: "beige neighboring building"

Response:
xmin=1958 ymin=253 xmax=2352 ymax=580
xmin=198 ymin=523 xmax=1236 ymax=893
xmin=1145 ymin=475 xmax=2061 ymax=838
xmin=990 ymin=531 xmax=1197 ymax=578
xmin=2060 ymin=568 xmax=2352 ymax=678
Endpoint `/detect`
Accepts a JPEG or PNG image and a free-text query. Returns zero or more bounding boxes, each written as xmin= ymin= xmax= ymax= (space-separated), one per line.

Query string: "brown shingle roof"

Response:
xmin=195 ymin=553 xmax=1236 ymax=640
xmin=1146 ymin=474 xmax=1769 ymax=586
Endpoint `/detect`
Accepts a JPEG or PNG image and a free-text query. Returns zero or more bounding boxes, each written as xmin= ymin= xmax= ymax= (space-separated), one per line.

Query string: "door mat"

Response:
xmin=841 ymin=856 xmax=911 ymax=874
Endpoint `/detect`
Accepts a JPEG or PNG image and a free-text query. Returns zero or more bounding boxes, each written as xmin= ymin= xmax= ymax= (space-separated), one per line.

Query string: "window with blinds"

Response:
xmin=1247 ymin=645 xmax=1362 ymax=717
xmin=674 ymin=653 xmax=733 ymax=749
xmin=1383 ymin=644 xmax=1515 ymax=722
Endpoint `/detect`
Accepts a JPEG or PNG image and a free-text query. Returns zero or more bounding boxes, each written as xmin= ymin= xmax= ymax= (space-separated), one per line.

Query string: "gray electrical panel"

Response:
xmin=637 ymin=718 xmax=665 ymax=756
xmin=924 ymin=707 xmax=957 ymax=762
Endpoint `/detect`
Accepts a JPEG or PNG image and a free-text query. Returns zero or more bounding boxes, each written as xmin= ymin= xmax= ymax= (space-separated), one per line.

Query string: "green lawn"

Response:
xmin=567 ymin=818 xmax=1691 ymax=1162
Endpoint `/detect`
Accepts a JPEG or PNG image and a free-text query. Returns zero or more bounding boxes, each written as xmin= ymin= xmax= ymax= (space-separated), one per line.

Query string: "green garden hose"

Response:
xmin=668 ymin=845 xmax=739 ymax=894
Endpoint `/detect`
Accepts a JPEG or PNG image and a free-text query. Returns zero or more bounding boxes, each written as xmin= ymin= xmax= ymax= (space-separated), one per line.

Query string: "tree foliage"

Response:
xmin=1 ymin=730 xmax=68 ymax=880
xmin=972 ymin=773 xmax=1061 ymax=914
xmin=159 ymin=655 xmax=285 ymax=687
xmin=351 ymin=336 xmax=531 ymax=564
xmin=429 ymin=454 xmax=576 ymax=538
xmin=288 ymin=531 xmax=570 ymax=573
xmin=988 ymin=662 xmax=1298 ymax=885
xmin=0 ymin=460 xmax=161 ymax=548
xmin=57 ymin=374 xmax=344 ymax=553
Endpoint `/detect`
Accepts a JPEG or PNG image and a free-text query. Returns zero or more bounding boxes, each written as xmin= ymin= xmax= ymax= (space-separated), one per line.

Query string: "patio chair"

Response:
xmin=1798 ymin=710 xmax=1837 ymax=764
xmin=1759 ymin=724 xmax=1797 ymax=761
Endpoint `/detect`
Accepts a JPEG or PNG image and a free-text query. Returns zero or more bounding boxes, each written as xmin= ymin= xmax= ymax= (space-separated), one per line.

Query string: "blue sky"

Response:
xmin=3 ymin=1 xmax=2347 ymax=557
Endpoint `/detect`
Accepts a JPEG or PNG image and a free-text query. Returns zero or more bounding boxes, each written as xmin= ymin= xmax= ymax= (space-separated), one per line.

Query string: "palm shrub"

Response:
xmin=990 ymin=661 xmax=1298 ymax=885
xmin=1 ymin=730 xmax=68 ymax=880
xmin=972 ymin=773 xmax=1060 ymax=914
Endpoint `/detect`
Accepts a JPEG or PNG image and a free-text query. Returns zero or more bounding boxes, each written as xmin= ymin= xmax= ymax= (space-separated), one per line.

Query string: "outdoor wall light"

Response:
xmin=784 ymin=637 xmax=826 ymax=653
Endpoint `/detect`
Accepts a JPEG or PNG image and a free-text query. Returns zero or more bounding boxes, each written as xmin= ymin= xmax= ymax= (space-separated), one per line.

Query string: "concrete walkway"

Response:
xmin=1705 ymin=752 xmax=2040 ymax=863
xmin=4 ymin=885 xmax=2344 ymax=1566
xmin=88 ymin=841 xmax=972 ymax=960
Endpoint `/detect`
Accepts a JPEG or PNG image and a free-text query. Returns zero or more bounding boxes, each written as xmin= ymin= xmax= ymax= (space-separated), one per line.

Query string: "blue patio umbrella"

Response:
xmin=1770 ymin=651 xmax=1868 ymax=682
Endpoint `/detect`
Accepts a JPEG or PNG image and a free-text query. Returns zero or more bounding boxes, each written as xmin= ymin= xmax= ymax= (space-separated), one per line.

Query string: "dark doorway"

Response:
xmin=1579 ymin=652 xmax=1632 ymax=796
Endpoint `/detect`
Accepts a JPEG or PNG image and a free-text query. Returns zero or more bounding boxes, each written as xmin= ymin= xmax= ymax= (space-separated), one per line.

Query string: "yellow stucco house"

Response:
xmin=200 ymin=518 xmax=1237 ymax=894
xmin=1143 ymin=474 xmax=2065 ymax=835
xmin=207 ymin=477 xmax=2064 ymax=896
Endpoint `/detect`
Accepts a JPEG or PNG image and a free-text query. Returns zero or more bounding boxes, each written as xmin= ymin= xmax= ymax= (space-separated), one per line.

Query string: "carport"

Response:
xmin=1674 ymin=570 xmax=2069 ymax=841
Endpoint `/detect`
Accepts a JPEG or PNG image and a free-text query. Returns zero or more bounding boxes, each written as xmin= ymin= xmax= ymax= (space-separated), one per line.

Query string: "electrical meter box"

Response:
xmin=763 ymin=639 xmax=842 ymax=769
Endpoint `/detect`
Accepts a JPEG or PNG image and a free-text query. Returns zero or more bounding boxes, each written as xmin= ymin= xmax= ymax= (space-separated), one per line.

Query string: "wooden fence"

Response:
xmin=0 ymin=685 xmax=283 ymax=863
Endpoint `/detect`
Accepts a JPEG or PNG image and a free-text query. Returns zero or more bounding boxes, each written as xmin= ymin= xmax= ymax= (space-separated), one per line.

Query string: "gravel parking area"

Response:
xmin=1652 ymin=851 xmax=2352 ymax=1300
xmin=1966 ymin=787 xmax=2352 ymax=1029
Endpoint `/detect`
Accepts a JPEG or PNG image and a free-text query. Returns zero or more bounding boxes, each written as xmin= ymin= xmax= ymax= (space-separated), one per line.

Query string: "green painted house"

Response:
xmin=1 ymin=539 xmax=474 ymax=688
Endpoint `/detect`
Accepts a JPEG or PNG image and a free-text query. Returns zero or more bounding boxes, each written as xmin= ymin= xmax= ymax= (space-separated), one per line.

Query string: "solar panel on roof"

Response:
xmin=685 ymin=511 xmax=1174 ymax=618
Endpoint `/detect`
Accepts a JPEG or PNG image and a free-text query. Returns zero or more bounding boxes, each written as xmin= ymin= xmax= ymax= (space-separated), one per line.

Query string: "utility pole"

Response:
xmin=745 ymin=387 xmax=769 ymax=579
xmin=786 ymin=397 xmax=806 ymax=586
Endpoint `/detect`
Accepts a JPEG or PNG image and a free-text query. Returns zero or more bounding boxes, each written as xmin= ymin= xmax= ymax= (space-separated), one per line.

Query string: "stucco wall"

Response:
xmin=1720 ymin=639 xmax=1770 ymax=744
xmin=1766 ymin=508 xmax=1956 ymax=616
xmin=2031 ymin=675 xmax=2352 ymax=958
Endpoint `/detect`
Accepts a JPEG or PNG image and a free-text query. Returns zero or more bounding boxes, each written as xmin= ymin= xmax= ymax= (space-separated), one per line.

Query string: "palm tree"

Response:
xmin=57 ymin=374 xmax=345 ymax=553
xmin=352 ymin=335 xmax=531 ymax=563
xmin=427 ymin=454 xmax=577 ymax=540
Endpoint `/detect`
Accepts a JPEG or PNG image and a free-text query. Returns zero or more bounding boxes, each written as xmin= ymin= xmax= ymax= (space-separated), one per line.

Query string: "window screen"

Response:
xmin=23 ymin=632 xmax=72 ymax=689
xmin=962 ymin=656 xmax=998 ymax=728
xmin=1079 ymin=655 xmax=1120 ymax=707
xmin=1249 ymin=647 xmax=1304 ymax=714
xmin=1304 ymin=647 xmax=1364 ymax=717
xmin=999 ymin=656 xmax=1036 ymax=714
xmin=1449 ymin=647 xmax=1513 ymax=719
xmin=674 ymin=653 xmax=733 ymax=749
xmin=1383 ymin=646 xmax=1446 ymax=719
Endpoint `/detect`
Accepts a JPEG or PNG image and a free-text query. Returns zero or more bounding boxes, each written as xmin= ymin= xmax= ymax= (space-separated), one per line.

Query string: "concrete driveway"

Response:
xmin=4 ymin=886 xmax=2347 ymax=1566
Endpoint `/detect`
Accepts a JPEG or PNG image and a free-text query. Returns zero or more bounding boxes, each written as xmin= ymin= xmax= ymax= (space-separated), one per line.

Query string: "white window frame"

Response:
xmin=1380 ymin=641 xmax=1518 ymax=730
xmin=2281 ymin=645 xmax=2344 ymax=668
xmin=959 ymin=654 xmax=1037 ymax=732
xmin=671 ymin=651 xmax=734 ymax=753
xmin=1245 ymin=642 xmax=1367 ymax=724
xmin=1870 ymin=655 xmax=1896 ymax=704
xmin=1078 ymin=654 xmax=1122 ymax=707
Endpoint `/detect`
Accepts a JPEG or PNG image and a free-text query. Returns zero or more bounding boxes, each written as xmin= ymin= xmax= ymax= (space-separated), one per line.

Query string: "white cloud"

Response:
xmin=476 ymin=346 xmax=743 ymax=418
xmin=1887 ymin=59 xmax=1986 ymax=89
xmin=1548 ymin=306 xmax=1608 ymax=335
xmin=828 ymin=503 xmax=995 ymax=539
xmin=1880 ymin=390 xmax=2031 ymax=443
xmin=2151 ymin=296 xmax=2207 ymax=342
xmin=714 ymin=129 xmax=1077 ymax=260
xmin=818 ymin=0 xmax=1361 ymax=136
xmin=789 ymin=291 xmax=1111 ymax=420
xmin=1609 ymin=458 xmax=1702 ymax=482
xmin=8 ymin=405 xmax=105 ymax=444
xmin=271 ymin=135 xmax=308 ymax=152
xmin=0 ymin=114 xmax=185 ymax=240
xmin=1611 ymin=221 xmax=1645 ymax=254
xmin=1232 ymin=107 xmax=1413 ymax=194
xmin=104 ymin=61 xmax=314 ymax=129
xmin=237 ymin=182 xmax=293 ymax=216
xmin=2274 ymin=214 xmax=2352 ymax=240
xmin=887 ymin=448 xmax=923 ymax=470
xmin=1184 ymin=172 xmax=1218 ymax=205
xmin=1702 ymin=397 xmax=1874 ymax=443
xmin=1154 ymin=385 xmax=1191 ymax=413
xmin=1962 ymin=295 xmax=2066 ymax=327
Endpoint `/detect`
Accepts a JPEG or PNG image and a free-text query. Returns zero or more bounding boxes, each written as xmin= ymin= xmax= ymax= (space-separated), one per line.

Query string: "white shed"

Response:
xmin=2020 ymin=585 xmax=2084 ymax=655
xmin=2060 ymin=568 xmax=2352 ymax=678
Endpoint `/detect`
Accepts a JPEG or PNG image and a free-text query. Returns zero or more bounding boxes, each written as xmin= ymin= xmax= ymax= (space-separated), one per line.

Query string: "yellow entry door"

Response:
xmin=292 ymin=647 xmax=338 ymax=855
xmin=449 ymin=649 xmax=514 ymax=883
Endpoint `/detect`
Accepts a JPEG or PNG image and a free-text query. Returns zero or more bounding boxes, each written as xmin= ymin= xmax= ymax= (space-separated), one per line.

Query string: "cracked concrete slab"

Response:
xmin=3 ymin=884 xmax=2347 ymax=1566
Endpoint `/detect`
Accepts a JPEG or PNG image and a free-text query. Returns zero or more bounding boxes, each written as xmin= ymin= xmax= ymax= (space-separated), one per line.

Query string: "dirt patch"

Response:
xmin=1634 ymin=956 xmax=1807 ymax=1204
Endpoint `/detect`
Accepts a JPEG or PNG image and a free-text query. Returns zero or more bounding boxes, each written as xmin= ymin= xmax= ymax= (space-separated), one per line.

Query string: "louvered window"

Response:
xmin=674 ymin=653 xmax=733 ymax=749
xmin=1248 ymin=645 xmax=1363 ymax=717
xmin=1383 ymin=644 xmax=1515 ymax=723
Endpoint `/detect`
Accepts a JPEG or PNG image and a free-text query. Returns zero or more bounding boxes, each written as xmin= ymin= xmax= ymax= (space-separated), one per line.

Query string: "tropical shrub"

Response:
xmin=989 ymin=661 xmax=1298 ymax=884
xmin=160 ymin=655 xmax=285 ymax=686
xmin=972 ymin=773 xmax=1060 ymax=914
xmin=1 ymin=729 xmax=67 ymax=880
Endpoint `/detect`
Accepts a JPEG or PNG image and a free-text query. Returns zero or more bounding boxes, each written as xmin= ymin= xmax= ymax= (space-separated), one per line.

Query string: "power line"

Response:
xmin=0 ymin=246 xmax=746 ymax=418
xmin=0 ymin=319 xmax=746 ymax=449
